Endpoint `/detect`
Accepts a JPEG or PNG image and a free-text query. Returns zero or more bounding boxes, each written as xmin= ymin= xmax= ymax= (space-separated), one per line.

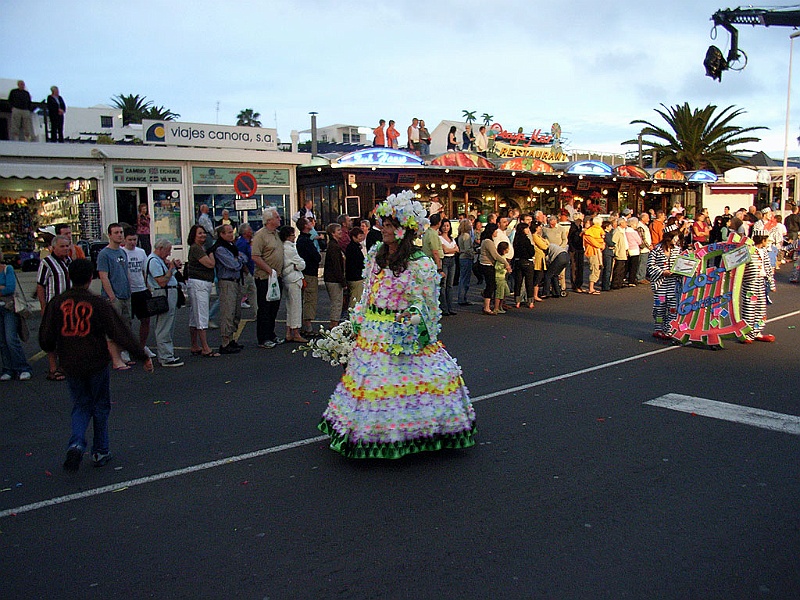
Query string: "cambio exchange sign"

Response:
xmin=142 ymin=120 xmax=278 ymax=151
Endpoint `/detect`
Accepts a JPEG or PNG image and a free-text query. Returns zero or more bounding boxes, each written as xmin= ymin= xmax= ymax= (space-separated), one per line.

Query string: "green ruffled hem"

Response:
xmin=318 ymin=419 xmax=476 ymax=459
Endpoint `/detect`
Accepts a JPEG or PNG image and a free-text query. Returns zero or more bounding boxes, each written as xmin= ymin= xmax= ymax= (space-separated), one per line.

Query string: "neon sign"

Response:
xmin=686 ymin=170 xmax=718 ymax=182
xmin=489 ymin=123 xmax=554 ymax=146
xmin=566 ymin=161 xmax=614 ymax=176
xmin=336 ymin=148 xmax=424 ymax=166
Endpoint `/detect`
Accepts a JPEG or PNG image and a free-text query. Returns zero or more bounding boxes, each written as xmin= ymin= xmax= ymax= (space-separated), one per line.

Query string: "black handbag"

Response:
xmin=144 ymin=258 xmax=170 ymax=316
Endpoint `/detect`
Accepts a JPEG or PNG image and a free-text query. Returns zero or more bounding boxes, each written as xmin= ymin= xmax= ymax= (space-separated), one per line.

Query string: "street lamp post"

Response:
xmin=781 ymin=31 xmax=800 ymax=215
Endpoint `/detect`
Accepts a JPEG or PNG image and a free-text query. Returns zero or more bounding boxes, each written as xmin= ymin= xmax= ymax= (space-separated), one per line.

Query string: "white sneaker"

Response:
xmin=241 ymin=301 xmax=251 ymax=309
xmin=144 ymin=346 xmax=156 ymax=358
xmin=120 ymin=351 xmax=131 ymax=363
xmin=0 ymin=373 xmax=11 ymax=381
xmin=19 ymin=372 xmax=32 ymax=381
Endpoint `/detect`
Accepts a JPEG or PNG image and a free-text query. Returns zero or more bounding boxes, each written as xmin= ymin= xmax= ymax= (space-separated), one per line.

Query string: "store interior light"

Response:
xmin=351 ymin=183 xmax=358 ymax=189
xmin=511 ymin=171 xmax=516 ymax=176
xmin=449 ymin=184 xmax=456 ymax=190
xmin=445 ymin=168 xmax=450 ymax=174
xmin=413 ymin=184 xmax=420 ymax=190
xmin=640 ymin=190 xmax=646 ymax=197
xmin=441 ymin=183 xmax=448 ymax=189
xmin=602 ymin=189 xmax=608 ymax=195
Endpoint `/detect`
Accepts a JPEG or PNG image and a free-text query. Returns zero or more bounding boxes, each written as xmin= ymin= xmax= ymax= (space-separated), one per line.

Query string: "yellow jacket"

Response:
xmin=582 ymin=224 xmax=606 ymax=257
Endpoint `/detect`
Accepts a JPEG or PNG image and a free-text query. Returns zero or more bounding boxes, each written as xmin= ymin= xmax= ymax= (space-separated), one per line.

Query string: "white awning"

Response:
xmin=0 ymin=162 xmax=105 ymax=180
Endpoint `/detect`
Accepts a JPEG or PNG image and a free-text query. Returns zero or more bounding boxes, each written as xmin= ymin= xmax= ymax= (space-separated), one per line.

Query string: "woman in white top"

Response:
xmin=279 ymin=226 xmax=307 ymax=343
xmin=439 ymin=218 xmax=459 ymax=315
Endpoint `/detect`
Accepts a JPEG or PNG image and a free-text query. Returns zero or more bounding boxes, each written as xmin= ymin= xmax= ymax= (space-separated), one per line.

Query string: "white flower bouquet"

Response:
xmin=293 ymin=320 xmax=357 ymax=367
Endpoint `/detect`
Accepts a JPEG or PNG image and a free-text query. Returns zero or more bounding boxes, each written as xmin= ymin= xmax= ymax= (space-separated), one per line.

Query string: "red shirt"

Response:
xmin=373 ymin=126 xmax=385 ymax=146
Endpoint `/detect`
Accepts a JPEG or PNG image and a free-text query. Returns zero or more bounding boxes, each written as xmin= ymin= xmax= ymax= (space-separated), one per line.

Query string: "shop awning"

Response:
xmin=430 ymin=152 xmax=495 ymax=169
xmin=614 ymin=165 xmax=649 ymax=179
xmin=498 ymin=157 xmax=554 ymax=173
xmin=648 ymin=168 xmax=685 ymax=181
xmin=0 ymin=162 xmax=105 ymax=180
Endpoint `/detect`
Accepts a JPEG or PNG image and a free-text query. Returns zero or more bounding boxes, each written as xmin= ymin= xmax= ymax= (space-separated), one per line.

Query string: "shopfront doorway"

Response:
xmin=116 ymin=188 xmax=145 ymax=230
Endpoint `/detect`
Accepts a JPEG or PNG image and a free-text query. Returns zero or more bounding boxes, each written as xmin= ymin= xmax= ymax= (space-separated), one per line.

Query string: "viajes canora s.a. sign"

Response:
xmin=142 ymin=120 xmax=278 ymax=151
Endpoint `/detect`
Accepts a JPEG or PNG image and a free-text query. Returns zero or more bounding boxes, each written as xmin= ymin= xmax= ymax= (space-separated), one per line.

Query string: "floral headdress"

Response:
xmin=375 ymin=190 xmax=430 ymax=241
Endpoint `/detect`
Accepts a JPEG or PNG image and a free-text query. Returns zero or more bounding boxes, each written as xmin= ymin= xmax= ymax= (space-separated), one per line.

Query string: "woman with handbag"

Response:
xmin=0 ymin=251 xmax=32 ymax=381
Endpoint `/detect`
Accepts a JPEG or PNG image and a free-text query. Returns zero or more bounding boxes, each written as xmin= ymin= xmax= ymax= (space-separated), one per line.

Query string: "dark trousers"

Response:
xmin=570 ymin=250 xmax=585 ymax=290
xmin=602 ymin=252 xmax=614 ymax=291
xmin=627 ymin=255 xmax=640 ymax=285
xmin=49 ymin=115 xmax=64 ymax=142
xmin=514 ymin=260 xmax=535 ymax=300
xmin=255 ymin=276 xmax=281 ymax=344
xmin=481 ymin=264 xmax=496 ymax=299
xmin=66 ymin=366 xmax=111 ymax=454
xmin=544 ymin=252 xmax=569 ymax=296
xmin=611 ymin=259 xmax=628 ymax=289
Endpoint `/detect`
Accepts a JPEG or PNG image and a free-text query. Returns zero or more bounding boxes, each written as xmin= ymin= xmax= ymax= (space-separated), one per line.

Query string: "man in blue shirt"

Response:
xmin=96 ymin=223 xmax=132 ymax=370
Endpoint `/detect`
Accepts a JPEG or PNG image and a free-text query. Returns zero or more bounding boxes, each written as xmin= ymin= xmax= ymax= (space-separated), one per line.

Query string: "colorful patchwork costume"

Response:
xmin=646 ymin=245 xmax=680 ymax=336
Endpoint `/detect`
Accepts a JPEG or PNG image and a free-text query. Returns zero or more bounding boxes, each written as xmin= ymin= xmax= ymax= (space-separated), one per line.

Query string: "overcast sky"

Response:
xmin=4 ymin=0 xmax=800 ymax=156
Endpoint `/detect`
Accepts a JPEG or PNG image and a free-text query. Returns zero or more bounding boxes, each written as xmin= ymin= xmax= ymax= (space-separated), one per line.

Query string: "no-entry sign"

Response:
xmin=233 ymin=171 xmax=258 ymax=198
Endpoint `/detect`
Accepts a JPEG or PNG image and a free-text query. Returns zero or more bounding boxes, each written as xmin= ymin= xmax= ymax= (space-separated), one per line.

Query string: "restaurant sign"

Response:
xmin=493 ymin=142 xmax=567 ymax=161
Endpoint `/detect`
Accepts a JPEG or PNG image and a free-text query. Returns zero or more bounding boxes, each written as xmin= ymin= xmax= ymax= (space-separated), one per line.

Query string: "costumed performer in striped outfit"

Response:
xmin=646 ymin=224 xmax=682 ymax=339
xmin=740 ymin=234 xmax=776 ymax=343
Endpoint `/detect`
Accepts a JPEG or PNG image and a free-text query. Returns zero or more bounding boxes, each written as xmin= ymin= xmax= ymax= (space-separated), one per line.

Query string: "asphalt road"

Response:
xmin=1 ymin=272 xmax=799 ymax=599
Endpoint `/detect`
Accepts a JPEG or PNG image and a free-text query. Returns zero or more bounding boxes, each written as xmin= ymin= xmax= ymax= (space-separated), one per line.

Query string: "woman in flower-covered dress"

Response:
xmin=318 ymin=192 xmax=476 ymax=459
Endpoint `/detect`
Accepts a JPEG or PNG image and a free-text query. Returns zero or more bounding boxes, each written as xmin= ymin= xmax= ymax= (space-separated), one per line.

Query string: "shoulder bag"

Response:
xmin=144 ymin=257 xmax=169 ymax=316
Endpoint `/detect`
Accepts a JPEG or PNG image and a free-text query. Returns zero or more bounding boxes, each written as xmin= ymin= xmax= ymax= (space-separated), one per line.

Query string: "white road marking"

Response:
xmin=4 ymin=308 xmax=799 ymax=519
xmin=645 ymin=394 xmax=800 ymax=436
xmin=0 ymin=436 xmax=328 ymax=519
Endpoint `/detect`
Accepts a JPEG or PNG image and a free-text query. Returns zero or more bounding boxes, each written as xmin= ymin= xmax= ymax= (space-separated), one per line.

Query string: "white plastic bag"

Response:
xmin=266 ymin=270 xmax=281 ymax=301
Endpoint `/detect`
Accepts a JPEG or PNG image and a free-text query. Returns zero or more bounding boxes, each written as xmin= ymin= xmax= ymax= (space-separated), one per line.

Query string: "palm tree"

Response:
xmin=481 ymin=113 xmax=493 ymax=127
xmin=625 ymin=103 xmax=765 ymax=173
xmin=143 ymin=105 xmax=180 ymax=121
xmin=111 ymin=94 xmax=180 ymax=125
xmin=462 ymin=110 xmax=476 ymax=125
xmin=236 ymin=109 xmax=262 ymax=127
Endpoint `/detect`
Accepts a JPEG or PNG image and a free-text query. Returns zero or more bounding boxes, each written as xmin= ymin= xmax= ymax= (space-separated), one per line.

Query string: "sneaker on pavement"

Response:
xmin=63 ymin=446 xmax=83 ymax=473
xmin=258 ymin=340 xmax=277 ymax=349
xmin=274 ymin=337 xmax=285 ymax=345
xmin=240 ymin=301 xmax=251 ymax=309
xmin=0 ymin=373 xmax=11 ymax=381
xmin=209 ymin=321 xmax=219 ymax=329
xmin=162 ymin=358 xmax=185 ymax=367
xmin=19 ymin=372 xmax=32 ymax=381
xmin=92 ymin=451 xmax=112 ymax=467
xmin=144 ymin=345 xmax=156 ymax=358
xmin=219 ymin=343 xmax=241 ymax=354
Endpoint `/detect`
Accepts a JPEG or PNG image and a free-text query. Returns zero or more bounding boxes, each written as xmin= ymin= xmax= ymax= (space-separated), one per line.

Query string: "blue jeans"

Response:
xmin=0 ymin=305 xmax=31 ymax=376
xmin=458 ymin=256 xmax=473 ymax=303
xmin=439 ymin=256 xmax=456 ymax=313
xmin=66 ymin=365 xmax=111 ymax=454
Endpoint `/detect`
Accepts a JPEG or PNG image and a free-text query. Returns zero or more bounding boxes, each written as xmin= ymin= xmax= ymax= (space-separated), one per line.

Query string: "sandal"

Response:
xmin=46 ymin=369 xmax=66 ymax=381
xmin=201 ymin=351 xmax=221 ymax=357
xmin=112 ymin=364 xmax=132 ymax=371
xmin=190 ymin=349 xmax=203 ymax=356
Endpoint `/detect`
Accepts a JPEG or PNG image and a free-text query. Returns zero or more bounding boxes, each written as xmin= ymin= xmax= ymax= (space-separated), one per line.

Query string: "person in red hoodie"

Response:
xmin=39 ymin=259 xmax=153 ymax=473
